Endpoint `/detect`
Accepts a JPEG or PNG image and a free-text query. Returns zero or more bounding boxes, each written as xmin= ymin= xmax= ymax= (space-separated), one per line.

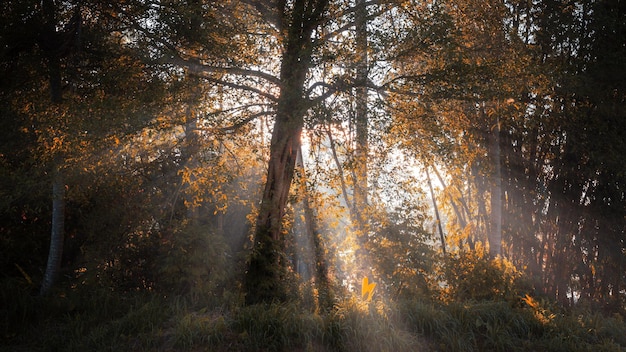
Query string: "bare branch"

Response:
xmin=166 ymin=55 xmax=281 ymax=86
xmin=195 ymin=75 xmax=279 ymax=102
xmin=191 ymin=110 xmax=276 ymax=133
xmin=218 ymin=110 xmax=275 ymax=132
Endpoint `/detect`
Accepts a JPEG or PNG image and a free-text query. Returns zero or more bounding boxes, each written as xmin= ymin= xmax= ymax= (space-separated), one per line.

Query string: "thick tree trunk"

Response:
xmin=245 ymin=110 xmax=304 ymax=304
xmin=244 ymin=0 xmax=328 ymax=304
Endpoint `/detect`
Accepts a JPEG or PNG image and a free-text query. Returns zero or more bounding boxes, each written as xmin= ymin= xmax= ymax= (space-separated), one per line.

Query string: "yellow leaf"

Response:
xmin=361 ymin=276 xmax=376 ymax=301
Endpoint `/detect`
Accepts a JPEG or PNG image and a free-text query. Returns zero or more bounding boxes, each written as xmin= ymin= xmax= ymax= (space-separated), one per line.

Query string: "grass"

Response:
xmin=400 ymin=297 xmax=626 ymax=352
xmin=2 ymin=279 xmax=625 ymax=352
xmin=1 ymin=280 xmax=169 ymax=352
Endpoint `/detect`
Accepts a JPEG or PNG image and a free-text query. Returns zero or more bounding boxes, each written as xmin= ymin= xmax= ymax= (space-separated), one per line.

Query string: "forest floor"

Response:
xmin=2 ymin=282 xmax=626 ymax=352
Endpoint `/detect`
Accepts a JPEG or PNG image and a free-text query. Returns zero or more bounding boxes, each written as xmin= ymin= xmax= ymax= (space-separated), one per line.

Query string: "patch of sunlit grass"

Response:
xmin=328 ymin=297 xmax=423 ymax=351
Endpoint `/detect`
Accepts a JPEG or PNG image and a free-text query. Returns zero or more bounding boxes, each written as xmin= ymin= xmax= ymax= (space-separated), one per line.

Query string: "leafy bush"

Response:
xmin=169 ymin=298 xmax=424 ymax=352
xmin=3 ymin=279 xmax=624 ymax=352
xmin=438 ymin=250 xmax=523 ymax=302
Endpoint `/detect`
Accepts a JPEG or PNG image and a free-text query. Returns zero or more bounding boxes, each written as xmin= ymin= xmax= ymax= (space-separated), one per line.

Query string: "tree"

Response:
xmin=243 ymin=0 xmax=335 ymax=304
xmin=117 ymin=0 xmax=429 ymax=304
xmin=387 ymin=0 xmax=523 ymax=252
xmin=37 ymin=0 xmax=76 ymax=296
xmin=541 ymin=0 xmax=626 ymax=308
xmin=1 ymin=0 xmax=173 ymax=294
xmin=353 ymin=0 xmax=369 ymax=222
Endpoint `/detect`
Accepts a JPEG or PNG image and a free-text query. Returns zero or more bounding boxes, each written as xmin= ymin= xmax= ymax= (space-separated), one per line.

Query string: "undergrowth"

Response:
xmin=2 ymin=278 xmax=625 ymax=352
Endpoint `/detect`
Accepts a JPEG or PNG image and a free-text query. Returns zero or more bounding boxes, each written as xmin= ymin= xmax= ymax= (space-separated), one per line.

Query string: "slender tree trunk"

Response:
xmin=326 ymin=123 xmax=352 ymax=208
xmin=466 ymin=167 xmax=476 ymax=250
xmin=41 ymin=165 xmax=65 ymax=295
xmin=473 ymin=162 xmax=488 ymax=247
xmin=432 ymin=165 xmax=468 ymax=230
xmin=297 ymin=148 xmax=333 ymax=310
xmin=489 ymin=115 xmax=502 ymax=258
xmin=426 ymin=167 xmax=446 ymax=255
xmin=350 ymin=0 xmax=371 ymax=282
xmin=40 ymin=0 xmax=66 ymax=294
xmin=353 ymin=0 xmax=368 ymax=224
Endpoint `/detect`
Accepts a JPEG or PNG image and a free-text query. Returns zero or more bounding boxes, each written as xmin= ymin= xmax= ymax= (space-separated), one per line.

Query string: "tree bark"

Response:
xmin=41 ymin=166 xmax=65 ymax=295
xmin=244 ymin=0 xmax=329 ymax=305
xmin=40 ymin=0 xmax=67 ymax=295
xmin=488 ymin=114 xmax=502 ymax=258
xmin=353 ymin=0 xmax=369 ymax=223
xmin=426 ymin=167 xmax=446 ymax=255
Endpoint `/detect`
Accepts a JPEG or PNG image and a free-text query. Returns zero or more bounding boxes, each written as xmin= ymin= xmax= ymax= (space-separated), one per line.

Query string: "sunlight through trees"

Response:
xmin=1 ymin=2 xmax=625 ymax=348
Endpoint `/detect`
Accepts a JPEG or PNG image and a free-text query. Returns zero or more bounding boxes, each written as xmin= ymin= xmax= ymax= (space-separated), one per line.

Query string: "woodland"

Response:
xmin=1 ymin=0 xmax=625 ymax=351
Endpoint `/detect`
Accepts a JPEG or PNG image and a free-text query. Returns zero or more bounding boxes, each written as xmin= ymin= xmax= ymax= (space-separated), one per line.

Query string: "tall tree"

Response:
xmin=244 ymin=0 xmax=333 ymax=304
xmin=37 ymin=0 xmax=78 ymax=295
xmin=1 ymin=0 xmax=173 ymax=294
xmin=35 ymin=0 xmax=88 ymax=294
xmin=124 ymin=0 xmax=420 ymax=304
xmin=353 ymin=0 xmax=369 ymax=222
xmin=488 ymin=110 xmax=502 ymax=258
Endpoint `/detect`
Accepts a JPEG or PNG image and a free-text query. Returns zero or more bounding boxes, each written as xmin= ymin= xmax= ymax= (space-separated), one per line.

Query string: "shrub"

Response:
xmin=439 ymin=250 xmax=523 ymax=302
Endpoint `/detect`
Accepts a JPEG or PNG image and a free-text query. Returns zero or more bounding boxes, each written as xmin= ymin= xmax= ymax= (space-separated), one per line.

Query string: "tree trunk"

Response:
xmin=432 ymin=165 xmax=468 ymax=230
xmin=473 ymin=162 xmax=488 ymax=248
xmin=244 ymin=0 xmax=328 ymax=305
xmin=244 ymin=88 xmax=305 ymax=304
xmin=297 ymin=148 xmax=334 ymax=310
xmin=40 ymin=0 xmax=66 ymax=295
xmin=489 ymin=114 xmax=502 ymax=258
xmin=40 ymin=165 xmax=65 ymax=295
xmin=426 ymin=167 xmax=446 ymax=255
xmin=353 ymin=0 xmax=369 ymax=224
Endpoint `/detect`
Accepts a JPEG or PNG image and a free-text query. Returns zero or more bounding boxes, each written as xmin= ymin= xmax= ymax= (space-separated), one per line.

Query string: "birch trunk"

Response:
xmin=40 ymin=0 xmax=67 ymax=295
xmin=40 ymin=166 xmax=65 ymax=295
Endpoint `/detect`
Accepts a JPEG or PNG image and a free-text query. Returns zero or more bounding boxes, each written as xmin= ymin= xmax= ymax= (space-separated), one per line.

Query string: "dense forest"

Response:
xmin=1 ymin=0 xmax=625 ymax=351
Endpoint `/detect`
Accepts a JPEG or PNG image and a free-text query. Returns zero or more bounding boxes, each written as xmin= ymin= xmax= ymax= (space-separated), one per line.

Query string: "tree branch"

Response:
xmin=196 ymin=75 xmax=279 ymax=102
xmin=217 ymin=110 xmax=275 ymax=132
xmin=165 ymin=54 xmax=281 ymax=86
xmin=315 ymin=3 xmax=390 ymax=45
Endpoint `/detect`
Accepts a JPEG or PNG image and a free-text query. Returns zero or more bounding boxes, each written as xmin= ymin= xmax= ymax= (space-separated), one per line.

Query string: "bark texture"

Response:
xmin=41 ymin=167 xmax=65 ymax=295
xmin=488 ymin=115 xmax=502 ymax=258
xmin=244 ymin=0 xmax=329 ymax=305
